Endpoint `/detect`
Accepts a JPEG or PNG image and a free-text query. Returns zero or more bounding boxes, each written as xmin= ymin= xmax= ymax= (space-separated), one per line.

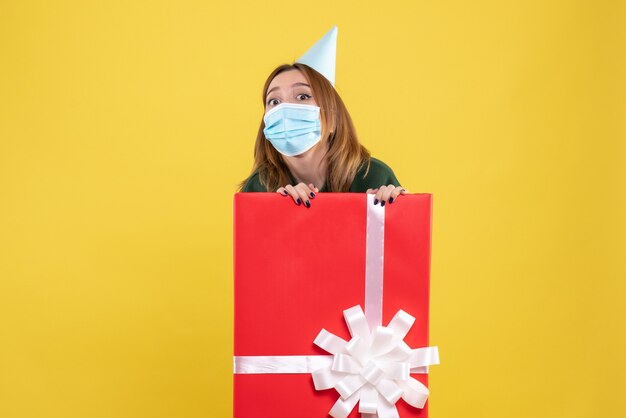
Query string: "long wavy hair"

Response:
xmin=237 ymin=63 xmax=371 ymax=192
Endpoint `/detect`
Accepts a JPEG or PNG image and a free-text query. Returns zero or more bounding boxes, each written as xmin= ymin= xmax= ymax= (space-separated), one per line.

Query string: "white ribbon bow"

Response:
xmin=313 ymin=305 xmax=439 ymax=418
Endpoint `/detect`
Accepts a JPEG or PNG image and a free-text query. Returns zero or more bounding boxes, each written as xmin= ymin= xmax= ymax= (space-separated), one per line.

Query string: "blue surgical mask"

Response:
xmin=263 ymin=102 xmax=322 ymax=157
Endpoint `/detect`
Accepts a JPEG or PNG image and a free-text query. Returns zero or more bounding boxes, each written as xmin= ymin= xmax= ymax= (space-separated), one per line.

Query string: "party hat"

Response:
xmin=295 ymin=26 xmax=338 ymax=86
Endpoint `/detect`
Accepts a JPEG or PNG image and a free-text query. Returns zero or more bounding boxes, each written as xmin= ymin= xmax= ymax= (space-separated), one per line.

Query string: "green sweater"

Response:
xmin=241 ymin=157 xmax=401 ymax=192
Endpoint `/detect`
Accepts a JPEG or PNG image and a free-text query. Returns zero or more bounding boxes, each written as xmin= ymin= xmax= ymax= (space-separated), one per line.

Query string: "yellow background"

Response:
xmin=1 ymin=1 xmax=624 ymax=417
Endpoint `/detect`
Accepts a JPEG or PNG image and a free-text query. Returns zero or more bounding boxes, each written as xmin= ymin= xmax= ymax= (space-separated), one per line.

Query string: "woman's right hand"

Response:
xmin=277 ymin=183 xmax=319 ymax=208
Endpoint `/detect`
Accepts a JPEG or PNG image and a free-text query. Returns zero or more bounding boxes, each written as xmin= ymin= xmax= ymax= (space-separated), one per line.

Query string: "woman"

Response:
xmin=238 ymin=30 xmax=408 ymax=208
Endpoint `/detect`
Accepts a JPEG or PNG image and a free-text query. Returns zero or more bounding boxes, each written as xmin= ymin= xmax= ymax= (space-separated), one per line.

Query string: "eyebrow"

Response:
xmin=266 ymin=82 xmax=311 ymax=98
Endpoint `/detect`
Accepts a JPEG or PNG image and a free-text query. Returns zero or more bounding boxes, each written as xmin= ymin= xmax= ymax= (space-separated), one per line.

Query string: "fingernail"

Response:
xmin=305 ymin=200 xmax=310 ymax=208
xmin=296 ymin=198 xmax=301 ymax=205
xmin=283 ymin=191 xmax=289 ymax=195
xmin=389 ymin=197 xmax=394 ymax=204
xmin=374 ymin=199 xmax=379 ymax=205
xmin=381 ymin=200 xmax=386 ymax=207
xmin=310 ymin=192 xmax=315 ymax=198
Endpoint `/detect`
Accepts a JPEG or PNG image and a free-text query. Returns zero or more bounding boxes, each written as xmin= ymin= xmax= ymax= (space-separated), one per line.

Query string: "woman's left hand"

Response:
xmin=366 ymin=185 xmax=408 ymax=206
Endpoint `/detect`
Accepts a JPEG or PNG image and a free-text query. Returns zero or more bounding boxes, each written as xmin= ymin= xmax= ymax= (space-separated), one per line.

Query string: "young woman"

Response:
xmin=237 ymin=61 xmax=409 ymax=208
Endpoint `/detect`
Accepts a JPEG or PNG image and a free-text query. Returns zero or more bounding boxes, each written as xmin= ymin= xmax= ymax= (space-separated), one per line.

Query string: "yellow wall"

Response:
xmin=1 ymin=1 xmax=624 ymax=417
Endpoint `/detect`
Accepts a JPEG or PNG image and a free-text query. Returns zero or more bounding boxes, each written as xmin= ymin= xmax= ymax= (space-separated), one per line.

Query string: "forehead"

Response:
xmin=267 ymin=69 xmax=310 ymax=92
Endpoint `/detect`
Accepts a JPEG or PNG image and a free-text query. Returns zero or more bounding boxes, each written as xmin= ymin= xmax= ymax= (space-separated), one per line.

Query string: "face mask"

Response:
xmin=263 ymin=102 xmax=322 ymax=157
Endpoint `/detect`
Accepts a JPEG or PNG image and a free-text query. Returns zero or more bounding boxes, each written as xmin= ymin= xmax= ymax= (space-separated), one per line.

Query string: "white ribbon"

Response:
xmin=234 ymin=193 xmax=440 ymax=417
xmin=312 ymin=305 xmax=439 ymax=418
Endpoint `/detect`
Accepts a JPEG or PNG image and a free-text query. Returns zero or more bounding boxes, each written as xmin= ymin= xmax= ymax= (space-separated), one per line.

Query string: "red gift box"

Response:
xmin=233 ymin=193 xmax=437 ymax=417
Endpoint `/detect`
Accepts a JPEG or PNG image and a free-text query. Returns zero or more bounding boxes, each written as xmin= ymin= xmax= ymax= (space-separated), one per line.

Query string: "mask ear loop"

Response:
xmin=320 ymin=108 xmax=335 ymax=137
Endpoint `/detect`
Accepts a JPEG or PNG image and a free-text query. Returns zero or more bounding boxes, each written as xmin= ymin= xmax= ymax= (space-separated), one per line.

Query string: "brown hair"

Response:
xmin=237 ymin=63 xmax=371 ymax=192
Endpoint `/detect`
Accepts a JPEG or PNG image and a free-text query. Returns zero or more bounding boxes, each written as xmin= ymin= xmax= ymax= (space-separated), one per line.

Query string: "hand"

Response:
xmin=366 ymin=185 xmax=408 ymax=206
xmin=276 ymin=183 xmax=319 ymax=208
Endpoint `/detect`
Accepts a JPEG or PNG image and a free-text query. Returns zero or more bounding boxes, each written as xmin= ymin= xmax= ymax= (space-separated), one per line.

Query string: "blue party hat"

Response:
xmin=295 ymin=26 xmax=338 ymax=86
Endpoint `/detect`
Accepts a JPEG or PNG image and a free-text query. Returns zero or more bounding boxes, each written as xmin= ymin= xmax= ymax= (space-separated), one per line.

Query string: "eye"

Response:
xmin=267 ymin=98 xmax=280 ymax=106
xmin=297 ymin=94 xmax=312 ymax=101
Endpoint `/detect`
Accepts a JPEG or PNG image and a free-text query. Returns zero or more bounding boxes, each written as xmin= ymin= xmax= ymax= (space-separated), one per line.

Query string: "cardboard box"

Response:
xmin=233 ymin=193 xmax=435 ymax=417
